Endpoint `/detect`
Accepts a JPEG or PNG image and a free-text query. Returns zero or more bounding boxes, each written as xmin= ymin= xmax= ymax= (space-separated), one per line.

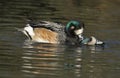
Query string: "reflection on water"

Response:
xmin=22 ymin=43 xmax=62 ymax=76
xmin=20 ymin=42 xmax=105 ymax=78
xmin=21 ymin=43 xmax=83 ymax=78
xmin=0 ymin=0 xmax=120 ymax=78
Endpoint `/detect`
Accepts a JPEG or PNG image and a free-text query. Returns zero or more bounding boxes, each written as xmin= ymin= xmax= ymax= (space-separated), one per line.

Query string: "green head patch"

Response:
xmin=65 ymin=20 xmax=84 ymax=37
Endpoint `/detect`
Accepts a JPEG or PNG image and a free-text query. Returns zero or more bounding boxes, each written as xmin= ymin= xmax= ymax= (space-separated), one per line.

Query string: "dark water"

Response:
xmin=0 ymin=0 xmax=120 ymax=78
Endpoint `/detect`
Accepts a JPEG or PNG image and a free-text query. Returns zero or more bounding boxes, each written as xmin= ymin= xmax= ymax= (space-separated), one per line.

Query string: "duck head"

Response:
xmin=65 ymin=20 xmax=84 ymax=39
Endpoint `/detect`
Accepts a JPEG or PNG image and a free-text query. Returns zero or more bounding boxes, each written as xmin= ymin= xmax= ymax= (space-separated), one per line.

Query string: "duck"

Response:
xmin=80 ymin=36 xmax=104 ymax=45
xmin=22 ymin=20 xmax=104 ymax=45
xmin=22 ymin=20 xmax=84 ymax=44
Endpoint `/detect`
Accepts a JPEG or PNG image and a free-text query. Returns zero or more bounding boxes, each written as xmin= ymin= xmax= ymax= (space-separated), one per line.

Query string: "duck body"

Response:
xmin=23 ymin=21 xmax=66 ymax=44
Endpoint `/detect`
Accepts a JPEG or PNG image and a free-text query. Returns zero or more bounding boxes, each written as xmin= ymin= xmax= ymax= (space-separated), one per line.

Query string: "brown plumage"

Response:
xmin=33 ymin=28 xmax=58 ymax=43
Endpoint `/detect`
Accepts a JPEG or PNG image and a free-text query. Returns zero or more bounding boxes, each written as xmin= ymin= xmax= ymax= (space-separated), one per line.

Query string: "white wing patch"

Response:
xmin=24 ymin=24 xmax=35 ymax=37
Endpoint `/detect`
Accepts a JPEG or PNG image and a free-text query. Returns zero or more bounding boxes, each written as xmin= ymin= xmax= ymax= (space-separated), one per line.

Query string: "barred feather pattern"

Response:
xmin=33 ymin=21 xmax=64 ymax=31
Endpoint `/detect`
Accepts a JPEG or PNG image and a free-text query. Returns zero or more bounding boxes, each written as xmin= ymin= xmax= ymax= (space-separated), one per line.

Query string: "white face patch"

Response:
xmin=74 ymin=28 xmax=83 ymax=35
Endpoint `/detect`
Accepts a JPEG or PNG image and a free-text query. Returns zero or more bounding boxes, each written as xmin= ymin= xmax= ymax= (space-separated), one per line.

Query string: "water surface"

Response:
xmin=0 ymin=0 xmax=120 ymax=78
